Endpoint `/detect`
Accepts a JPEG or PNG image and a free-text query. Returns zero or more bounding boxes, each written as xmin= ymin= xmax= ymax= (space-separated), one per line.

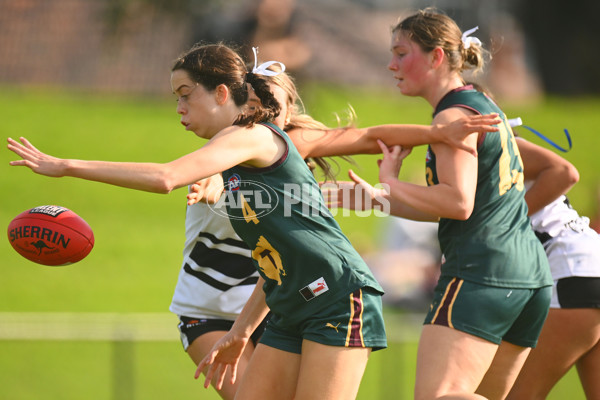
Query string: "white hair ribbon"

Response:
xmin=508 ymin=117 xmax=523 ymax=128
xmin=461 ymin=26 xmax=482 ymax=49
xmin=251 ymin=47 xmax=286 ymax=76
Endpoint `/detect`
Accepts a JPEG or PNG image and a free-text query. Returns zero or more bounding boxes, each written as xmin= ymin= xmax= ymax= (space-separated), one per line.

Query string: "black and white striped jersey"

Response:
xmin=169 ymin=201 xmax=258 ymax=320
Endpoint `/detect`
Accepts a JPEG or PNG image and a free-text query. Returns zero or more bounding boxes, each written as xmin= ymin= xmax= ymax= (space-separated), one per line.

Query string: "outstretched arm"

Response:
xmin=8 ymin=125 xmax=282 ymax=194
xmin=516 ymin=137 xmax=579 ymax=215
xmin=289 ymin=113 xmax=499 ymax=159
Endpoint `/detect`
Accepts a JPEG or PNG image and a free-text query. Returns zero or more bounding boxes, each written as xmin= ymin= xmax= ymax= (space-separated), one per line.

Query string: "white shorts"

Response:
xmin=546 ymin=230 xmax=600 ymax=308
xmin=546 ymin=228 xmax=600 ymax=279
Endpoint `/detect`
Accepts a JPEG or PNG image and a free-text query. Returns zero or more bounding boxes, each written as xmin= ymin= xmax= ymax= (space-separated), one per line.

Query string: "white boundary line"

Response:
xmin=0 ymin=311 xmax=424 ymax=342
xmin=0 ymin=312 xmax=180 ymax=341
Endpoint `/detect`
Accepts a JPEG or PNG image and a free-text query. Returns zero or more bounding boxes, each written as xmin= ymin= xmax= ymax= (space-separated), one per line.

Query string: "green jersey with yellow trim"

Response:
xmin=426 ymin=86 xmax=552 ymax=288
xmin=220 ymin=122 xmax=383 ymax=325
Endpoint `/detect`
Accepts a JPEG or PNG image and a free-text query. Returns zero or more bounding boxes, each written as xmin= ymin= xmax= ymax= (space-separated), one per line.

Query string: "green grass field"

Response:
xmin=1 ymin=84 xmax=597 ymax=399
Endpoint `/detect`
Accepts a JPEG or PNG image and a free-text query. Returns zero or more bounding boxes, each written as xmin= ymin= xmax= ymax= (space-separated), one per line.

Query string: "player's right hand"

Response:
xmin=187 ymin=174 xmax=225 ymax=205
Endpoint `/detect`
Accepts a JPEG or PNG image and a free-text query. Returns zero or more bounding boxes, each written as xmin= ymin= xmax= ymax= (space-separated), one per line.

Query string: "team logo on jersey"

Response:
xmin=227 ymin=174 xmax=241 ymax=191
xmin=425 ymin=149 xmax=432 ymax=162
xmin=252 ymin=236 xmax=286 ymax=285
xmin=209 ymin=178 xmax=279 ymax=221
xmin=299 ymin=277 xmax=329 ymax=301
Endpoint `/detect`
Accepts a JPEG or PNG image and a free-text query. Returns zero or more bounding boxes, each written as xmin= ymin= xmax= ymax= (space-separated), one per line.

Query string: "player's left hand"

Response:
xmin=437 ymin=113 xmax=500 ymax=157
xmin=376 ymin=140 xmax=411 ymax=187
xmin=7 ymin=137 xmax=66 ymax=177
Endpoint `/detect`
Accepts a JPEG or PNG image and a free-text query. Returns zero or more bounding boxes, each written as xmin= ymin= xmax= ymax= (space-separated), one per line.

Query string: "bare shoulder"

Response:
xmin=212 ymin=123 xmax=275 ymax=144
xmin=433 ymin=107 xmax=475 ymax=125
xmin=432 ymin=107 xmax=479 ymax=153
xmin=208 ymin=123 xmax=284 ymax=168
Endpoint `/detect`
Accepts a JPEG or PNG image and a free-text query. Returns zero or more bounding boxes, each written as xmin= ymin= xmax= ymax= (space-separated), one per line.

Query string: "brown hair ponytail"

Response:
xmin=234 ymin=72 xmax=281 ymax=126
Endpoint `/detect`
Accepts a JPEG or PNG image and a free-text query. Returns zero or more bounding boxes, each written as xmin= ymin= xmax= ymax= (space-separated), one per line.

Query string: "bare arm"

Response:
xmin=8 ymin=125 xmax=284 ymax=194
xmin=378 ymin=108 xmax=479 ymax=221
xmin=517 ymin=137 xmax=579 ymax=215
xmin=195 ymin=276 xmax=269 ymax=390
xmin=288 ymin=113 xmax=499 ymax=159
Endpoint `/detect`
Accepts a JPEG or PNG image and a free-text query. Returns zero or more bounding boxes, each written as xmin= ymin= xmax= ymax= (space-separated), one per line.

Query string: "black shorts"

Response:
xmin=555 ymin=277 xmax=600 ymax=308
xmin=177 ymin=314 xmax=270 ymax=351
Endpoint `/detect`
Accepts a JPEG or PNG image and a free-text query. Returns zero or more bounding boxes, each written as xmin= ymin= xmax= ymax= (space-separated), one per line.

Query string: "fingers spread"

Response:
xmin=390 ymin=145 xmax=401 ymax=157
xmin=203 ymin=362 xmax=217 ymax=389
xmin=195 ymin=352 xmax=215 ymax=380
xmin=230 ymin=363 xmax=238 ymax=385
xmin=348 ymin=169 xmax=364 ymax=185
xmin=376 ymin=139 xmax=388 ymax=154
xmin=398 ymin=147 xmax=412 ymax=160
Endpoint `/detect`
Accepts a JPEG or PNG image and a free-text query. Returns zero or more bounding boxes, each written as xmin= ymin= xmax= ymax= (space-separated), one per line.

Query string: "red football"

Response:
xmin=7 ymin=205 xmax=94 ymax=266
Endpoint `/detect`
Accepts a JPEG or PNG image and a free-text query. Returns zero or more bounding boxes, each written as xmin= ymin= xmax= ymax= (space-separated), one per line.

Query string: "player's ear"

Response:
xmin=431 ymin=47 xmax=445 ymax=69
xmin=215 ymin=84 xmax=230 ymax=105
xmin=284 ymin=108 xmax=292 ymax=126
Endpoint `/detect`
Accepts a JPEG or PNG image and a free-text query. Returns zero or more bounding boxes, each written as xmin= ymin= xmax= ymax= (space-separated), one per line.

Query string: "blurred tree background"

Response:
xmin=2 ymin=0 xmax=599 ymax=98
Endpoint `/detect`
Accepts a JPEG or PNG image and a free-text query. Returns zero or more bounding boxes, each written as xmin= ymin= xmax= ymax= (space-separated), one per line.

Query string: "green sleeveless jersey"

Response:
xmin=220 ymin=123 xmax=383 ymax=324
xmin=426 ymin=86 xmax=551 ymax=288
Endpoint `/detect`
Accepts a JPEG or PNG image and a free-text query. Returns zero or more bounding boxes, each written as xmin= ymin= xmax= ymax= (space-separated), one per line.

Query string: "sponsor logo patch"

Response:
xmin=299 ymin=277 xmax=329 ymax=301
